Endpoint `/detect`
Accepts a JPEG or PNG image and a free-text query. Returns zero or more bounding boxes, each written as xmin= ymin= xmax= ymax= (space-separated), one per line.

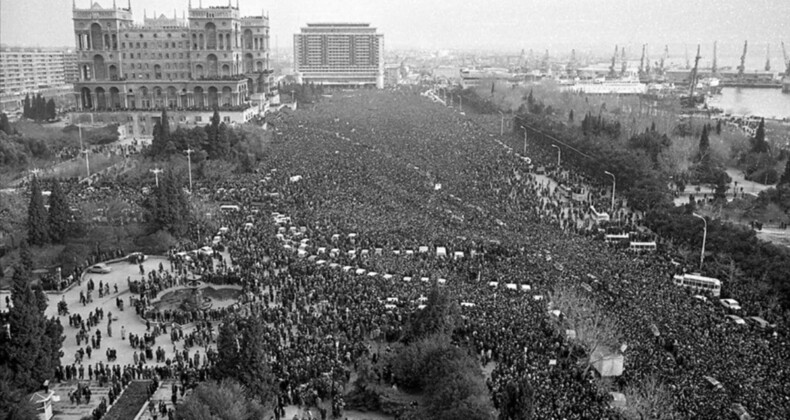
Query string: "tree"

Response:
xmin=780 ymin=159 xmax=790 ymax=186
xmin=26 ymin=177 xmax=49 ymax=245
xmin=175 ymin=379 xmax=267 ymax=420
xmin=697 ymin=125 xmax=710 ymax=162
xmin=498 ymin=376 xmax=534 ymax=420
xmin=405 ymin=283 xmax=458 ymax=342
xmin=213 ymin=317 xmax=275 ymax=405
xmin=0 ymin=265 xmax=62 ymax=394
xmin=23 ymin=95 xmax=31 ymax=119
xmin=751 ymin=118 xmax=769 ymax=154
xmin=45 ymin=99 xmax=56 ymax=121
xmin=568 ymin=109 xmax=574 ymax=123
xmin=18 ymin=240 xmax=33 ymax=275
xmin=47 ymin=182 xmax=71 ymax=243
xmin=0 ymin=112 xmax=11 ymax=135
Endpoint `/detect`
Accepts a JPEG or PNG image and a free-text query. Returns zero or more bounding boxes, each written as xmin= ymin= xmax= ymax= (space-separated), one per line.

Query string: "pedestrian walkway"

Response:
xmin=50 ymin=380 xmax=113 ymax=420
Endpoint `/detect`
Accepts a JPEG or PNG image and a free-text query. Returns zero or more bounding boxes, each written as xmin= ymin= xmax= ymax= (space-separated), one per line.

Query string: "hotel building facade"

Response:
xmin=294 ymin=23 xmax=384 ymax=89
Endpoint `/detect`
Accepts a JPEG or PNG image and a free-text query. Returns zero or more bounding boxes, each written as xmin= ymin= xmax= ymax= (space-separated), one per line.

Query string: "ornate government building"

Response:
xmin=71 ymin=0 xmax=271 ymax=136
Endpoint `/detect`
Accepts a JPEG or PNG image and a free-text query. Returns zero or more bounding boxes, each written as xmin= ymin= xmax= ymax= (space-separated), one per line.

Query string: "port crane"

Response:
xmin=620 ymin=47 xmax=627 ymax=76
xmin=681 ymin=45 xmax=702 ymax=108
xmin=765 ymin=45 xmax=771 ymax=72
xmin=609 ymin=45 xmax=618 ymax=77
xmin=738 ymin=41 xmax=748 ymax=80
xmin=711 ymin=41 xmax=717 ymax=74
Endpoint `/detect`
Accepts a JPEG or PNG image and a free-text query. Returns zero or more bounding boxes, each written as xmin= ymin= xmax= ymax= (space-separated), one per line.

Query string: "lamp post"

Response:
xmin=551 ymin=144 xmax=561 ymax=167
xmin=150 ymin=168 xmax=163 ymax=187
xmin=521 ymin=126 xmax=527 ymax=155
xmin=604 ymin=171 xmax=616 ymax=214
xmin=82 ymin=149 xmax=91 ymax=178
xmin=184 ymin=148 xmax=194 ymax=192
xmin=693 ymin=213 xmax=707 ymax=271
xmin=498 ymin=111 xmax=504 ymax=136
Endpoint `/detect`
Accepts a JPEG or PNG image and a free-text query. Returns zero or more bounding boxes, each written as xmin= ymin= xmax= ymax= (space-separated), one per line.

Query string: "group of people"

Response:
xmin=46 ymin=86 xmax=788 ymax=419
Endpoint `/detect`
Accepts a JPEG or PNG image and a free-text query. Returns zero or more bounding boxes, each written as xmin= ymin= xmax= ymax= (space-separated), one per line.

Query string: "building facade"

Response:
xmin=71 ymin=0 xmax=271 ymax=136
xmin=0 ymin=48 xmax=70 ymax=94
xmin=294 ymin=23 xmax=384 ymax=88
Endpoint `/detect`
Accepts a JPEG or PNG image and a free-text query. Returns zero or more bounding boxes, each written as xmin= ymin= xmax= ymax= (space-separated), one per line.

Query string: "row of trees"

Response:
xmin=23 ymin=94 xmax=56 ymax=122
xmin=26 ymin=177 xmax=75 ymax=246
xmin=0 ymin=257 xmax=65 ymax=418
xmin=141 ymin=169 xmax=191 ymax=237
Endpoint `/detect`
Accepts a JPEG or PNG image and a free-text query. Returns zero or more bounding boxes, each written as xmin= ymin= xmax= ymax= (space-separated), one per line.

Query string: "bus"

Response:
xmin=220 ymin=204 xmax=240 ymax=212
xmin=629 ymin=241 xmax=657 ymax=252
xmin=672 ymin=274 xmax=721 ymax=297
xmin=605 ymin=234 xmax=630 ymax=244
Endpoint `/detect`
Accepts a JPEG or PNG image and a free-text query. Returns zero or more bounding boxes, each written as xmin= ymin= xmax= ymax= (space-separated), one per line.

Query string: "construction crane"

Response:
xmin=738 ymin=40 xmax=748 ymax=79
xmin=765 ymin=44 xmax=771 ymax=71
xmin=711 ymin=41 xmax=718 ymax=74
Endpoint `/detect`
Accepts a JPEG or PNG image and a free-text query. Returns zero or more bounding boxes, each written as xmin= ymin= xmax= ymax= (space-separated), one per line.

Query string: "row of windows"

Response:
xmin=122 ymin=52 xmax=189 ymax=59
xmin=121 ymin=42 xmax=183 ymax=49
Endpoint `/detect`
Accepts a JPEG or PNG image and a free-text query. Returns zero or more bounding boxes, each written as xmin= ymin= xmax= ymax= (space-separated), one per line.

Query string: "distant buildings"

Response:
xmin=0 ymin=47 xmax=77 ymax=111
xmin=69 ymin=0 xmax=272 ymax=136
xmin=293 ymin=23 xmax=384 ymax=89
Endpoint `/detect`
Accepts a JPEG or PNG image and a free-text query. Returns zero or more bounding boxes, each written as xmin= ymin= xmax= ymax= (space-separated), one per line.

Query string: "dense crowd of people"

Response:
xmin=47 ymin=87 xmax=789 ymax=419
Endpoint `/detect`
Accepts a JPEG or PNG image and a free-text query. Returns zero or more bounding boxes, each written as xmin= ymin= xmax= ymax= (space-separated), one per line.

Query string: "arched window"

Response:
xmin=93 ymin=55 xmax=106 ymax=80
xmin=90 ymin=23 xmax=103 ymax=50
xmin=205 ymin=23 xmax=217 ymax=49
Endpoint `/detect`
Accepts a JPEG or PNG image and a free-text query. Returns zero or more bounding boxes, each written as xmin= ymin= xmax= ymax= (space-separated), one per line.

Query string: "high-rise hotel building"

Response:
xmin=294 ymin=23 xmax=384 ymax=89
xmin=70 ymin=0 xmax=271 ymax=136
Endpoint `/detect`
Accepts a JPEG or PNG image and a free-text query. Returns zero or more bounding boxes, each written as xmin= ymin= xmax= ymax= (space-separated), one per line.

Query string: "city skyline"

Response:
xmin=1 ymin=0 xmax=788 ymax=58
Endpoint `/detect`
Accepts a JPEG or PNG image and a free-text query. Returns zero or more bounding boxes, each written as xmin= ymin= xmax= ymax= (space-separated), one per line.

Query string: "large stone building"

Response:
xmin=70 ymin=0 xmax=271 ymax=136
xmin=294 ymin=23 xmax=384 ymax=88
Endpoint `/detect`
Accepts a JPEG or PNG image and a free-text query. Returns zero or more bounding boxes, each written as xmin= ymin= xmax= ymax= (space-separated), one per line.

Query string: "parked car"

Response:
xmin=725 ymin=314 xmax=746 ymax=325
xmin=719 ymin=298 xmax=742 ymax=311
xmin=87 ymin=263 xmax=112 ymax=274
xmin=746 ymin=316 xmax=775 ymax=330
xmin=198 ymin=246 xmax=213 ymax=256
xmin=127 ymin=252 xmax=147 ymax=263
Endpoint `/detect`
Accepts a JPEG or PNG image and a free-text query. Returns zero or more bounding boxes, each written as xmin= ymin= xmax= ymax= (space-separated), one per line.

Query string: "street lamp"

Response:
xmin=521 ymin=127 xmax=527 ymax=155
xmin=551 ymin=144 xmax=561 ymax=167
xmin=184 ymin=148 xmax=194 ymax=192
xmin=692 ymin=213 xmax=707 ymax=271
xmin=604 ymin=171 xmax=616 ymax=214
xmin=82 ymin=149 xmax=91 ymax=178
xmin=498 ymin=111 xmax=505 ymax=136
xmin=150 ymin=168 xmax=163 ymax=187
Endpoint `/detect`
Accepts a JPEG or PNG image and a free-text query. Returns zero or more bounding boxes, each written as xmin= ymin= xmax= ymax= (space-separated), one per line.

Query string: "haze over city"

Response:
xmin=2 ymin=0 xmax=788 ymax=58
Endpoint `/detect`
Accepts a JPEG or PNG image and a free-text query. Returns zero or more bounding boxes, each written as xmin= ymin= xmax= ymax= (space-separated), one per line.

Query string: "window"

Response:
xmin=195 ymin=116 xmax=202 ymax=122
xmin=167 ymin=33 xmax=172 ymax=38
xmin=139 ymin=34 xmax=143 ymax=38
xmin=153 ymin=33 xmax=158 ymax=38
xmin=136 ymin=42 xmax=140 ymax=48
xmin=223 ymin=116 xmax=231 ymax=123
xmin=122 ymin=53 xmax=126 ymax=59
xmin=144 ymin=42 xmax=147 ymax=48
xmin=121 ymin=42 xmax=126 ymax=48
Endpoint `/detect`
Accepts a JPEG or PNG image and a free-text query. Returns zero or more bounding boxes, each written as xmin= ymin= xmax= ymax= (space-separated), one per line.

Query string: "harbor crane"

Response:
xmin=609 ymin=45 xmax=618 ymax=77
xmin=620 ymin=47 xmax=627 ymax=76
xmin=738 ymin=40 xmax=748 ymax=80
xmin=712 ymin=41 xmax=718 ymax=74
xmin=765 ymin=45 xmax=771 ymax=72
xmin=689 ymin=44 xmax=702 ymax=97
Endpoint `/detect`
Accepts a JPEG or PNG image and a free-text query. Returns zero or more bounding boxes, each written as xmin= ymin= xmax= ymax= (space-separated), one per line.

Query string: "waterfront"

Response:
xmin=708 ymin=87 xmax=790 ymax=120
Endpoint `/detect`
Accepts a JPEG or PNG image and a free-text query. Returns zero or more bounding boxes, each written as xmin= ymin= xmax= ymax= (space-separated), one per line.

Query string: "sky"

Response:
xmin=1 ymin=0 xmax=788 ymax=63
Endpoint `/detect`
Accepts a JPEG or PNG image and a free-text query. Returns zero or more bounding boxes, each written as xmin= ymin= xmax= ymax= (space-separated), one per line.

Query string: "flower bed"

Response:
xmin=102 ymin=380 xmax=152 ymax=420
